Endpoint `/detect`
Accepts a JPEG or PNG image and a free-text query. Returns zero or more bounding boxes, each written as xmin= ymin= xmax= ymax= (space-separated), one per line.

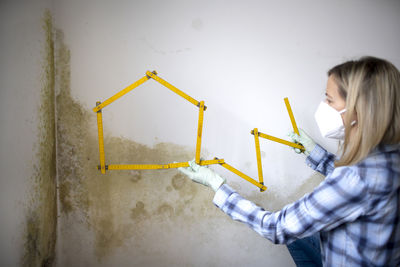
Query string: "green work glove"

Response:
xmin=178 ymin=159 xmax=226 ymax=192
xmin=288 ymin=128 xmax=316 ymax=156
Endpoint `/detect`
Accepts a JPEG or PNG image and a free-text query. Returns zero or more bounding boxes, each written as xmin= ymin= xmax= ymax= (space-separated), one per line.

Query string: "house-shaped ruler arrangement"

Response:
xmin=93 ymin=71 xmax=304 ymax=192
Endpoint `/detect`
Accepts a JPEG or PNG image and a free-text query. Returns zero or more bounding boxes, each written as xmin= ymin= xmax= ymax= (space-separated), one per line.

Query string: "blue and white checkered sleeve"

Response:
xmin=306 ymin=144 xmax=336 ymax=176
xmin=213 ymin=166 xmax=368 ymax=244
xmin=213 ymin=184 xmax=274 ymax=238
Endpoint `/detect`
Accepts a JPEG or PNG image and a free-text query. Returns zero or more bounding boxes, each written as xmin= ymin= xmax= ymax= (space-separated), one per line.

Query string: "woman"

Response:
xmin=178 ymin=56 xmax=400 ymax=266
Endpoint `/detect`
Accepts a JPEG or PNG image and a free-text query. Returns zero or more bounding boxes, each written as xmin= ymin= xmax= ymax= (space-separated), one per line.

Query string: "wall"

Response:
xmin=52 ymin=1 xmax=400 ymax=266
xmin=0 ymin=0 xmax=399 ymax=266
xmin=0 ymin=1 xmax=57 ymax=266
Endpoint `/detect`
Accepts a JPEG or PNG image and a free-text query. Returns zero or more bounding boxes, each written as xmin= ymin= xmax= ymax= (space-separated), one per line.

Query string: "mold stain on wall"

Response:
xmin=23 ymin=9 xmax=57 ymax=267
xmin=11 ymin=7 xmax=328 ymax=267
xmin=54 ymin=26 xmax=225 ymax=265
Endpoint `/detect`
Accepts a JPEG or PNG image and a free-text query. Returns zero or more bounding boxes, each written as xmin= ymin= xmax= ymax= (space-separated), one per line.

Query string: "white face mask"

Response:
xmin=314 ymin=101 xmax=346 ymax=140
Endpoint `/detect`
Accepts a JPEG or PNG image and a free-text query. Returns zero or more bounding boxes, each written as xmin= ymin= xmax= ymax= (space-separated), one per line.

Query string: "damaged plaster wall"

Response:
xmin=52 ymin=0 xmax=400 ymax=266
xmin=53 ymin=1 xmax=400 ymax=266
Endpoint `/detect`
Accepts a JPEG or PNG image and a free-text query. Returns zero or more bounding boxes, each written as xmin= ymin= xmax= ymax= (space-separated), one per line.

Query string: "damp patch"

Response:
xmin=54 ymin=27 xmax=224 ymax=261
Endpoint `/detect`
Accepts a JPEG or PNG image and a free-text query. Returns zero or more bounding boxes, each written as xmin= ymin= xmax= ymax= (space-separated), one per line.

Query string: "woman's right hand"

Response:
xmin=288 ymin=129 xmax=316 ymax=156
xmin=178 ymin=159 xmax=226 ymax=192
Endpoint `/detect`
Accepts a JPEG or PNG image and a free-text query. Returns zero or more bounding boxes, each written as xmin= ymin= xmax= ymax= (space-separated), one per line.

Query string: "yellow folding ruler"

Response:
xmin=251 ymin=97 xmax=304 ymax=150
xmin=93 ymin=70 xmax=266 ymax=191
xmin=249 ymin=97 xmax=305 ymax=190
xmin=93 ymin=71 xmax=303 ymax=192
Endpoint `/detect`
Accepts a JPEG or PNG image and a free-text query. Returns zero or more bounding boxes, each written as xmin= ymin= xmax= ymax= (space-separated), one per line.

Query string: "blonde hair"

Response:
xmin=328 ymin=56 xmax=400 ymax=167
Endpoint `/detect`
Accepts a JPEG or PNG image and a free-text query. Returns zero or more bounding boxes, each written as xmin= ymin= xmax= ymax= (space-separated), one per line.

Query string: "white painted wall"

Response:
xmin=0 ymin=0 xmax=54 ymax=266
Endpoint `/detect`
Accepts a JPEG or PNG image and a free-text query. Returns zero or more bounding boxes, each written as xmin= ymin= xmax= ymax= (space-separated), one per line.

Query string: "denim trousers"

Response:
xmin=286 ymin=234 xmax=323 ymax=267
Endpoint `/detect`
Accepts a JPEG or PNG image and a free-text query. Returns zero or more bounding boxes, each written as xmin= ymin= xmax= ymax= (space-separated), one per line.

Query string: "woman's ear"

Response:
xmin=351 ymin=109 xmax=358 ymax=125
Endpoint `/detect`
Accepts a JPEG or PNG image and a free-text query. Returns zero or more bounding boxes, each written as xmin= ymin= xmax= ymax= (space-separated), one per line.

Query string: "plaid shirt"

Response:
xmin=213 ymin=144 xmax=400 ymax=266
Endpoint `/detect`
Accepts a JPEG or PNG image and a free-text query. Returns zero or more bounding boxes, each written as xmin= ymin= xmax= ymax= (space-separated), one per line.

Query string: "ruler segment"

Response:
xmin=220 ymin=162 xmax=267 ymax=191
xmin=96 ymin=102 xmax=106 ymax=174
xmin=146 ymin=71 xmax=200 ymax=107
xmin=253 ymin=128 xmax=264 ymax=189
xmin=108 ymin=164 xmax=170 ymax=170
xmin=200 ymin=159 xmax=225 ymax=165
xmin=195 ymin=101 xmax=205 ymax=164
xmin=169 ymin=162 xmax=190 ymax=169
xmin=92 ymin=75 xmax=150 ymax=112
xmin=258 ymin=132 xmax=304 ymax=150
xmin=107 ymin=159 xmax=225 ymax=170
xmin=284 ymin=97 xmax=299 ymax=135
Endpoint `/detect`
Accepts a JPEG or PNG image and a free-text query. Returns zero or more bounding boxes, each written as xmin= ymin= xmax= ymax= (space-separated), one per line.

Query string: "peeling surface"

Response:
xmin=23 ymin=9 xmax=57 ymax=267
